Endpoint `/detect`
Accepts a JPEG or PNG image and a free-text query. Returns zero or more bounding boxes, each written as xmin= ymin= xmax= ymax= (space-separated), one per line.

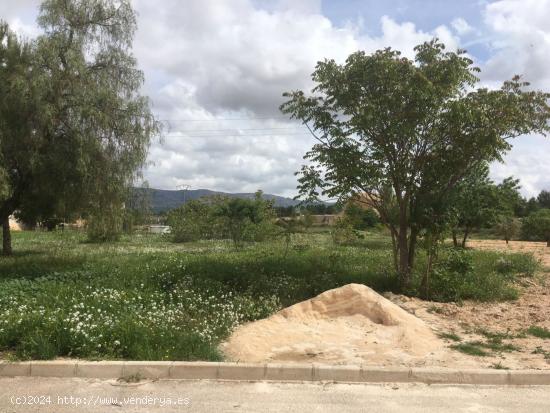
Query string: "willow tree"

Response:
xmin=0 ymin=23 xmax=41 ymax=255
xmin=281 ymin=40 xmax=550 ymax=290
xmin=0 ymin=0 xmax=158 ymax=254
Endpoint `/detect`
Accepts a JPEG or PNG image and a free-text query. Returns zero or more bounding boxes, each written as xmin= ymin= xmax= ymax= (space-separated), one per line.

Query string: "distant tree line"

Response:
xmin=274 ymin=203 xmax=341 ymax=217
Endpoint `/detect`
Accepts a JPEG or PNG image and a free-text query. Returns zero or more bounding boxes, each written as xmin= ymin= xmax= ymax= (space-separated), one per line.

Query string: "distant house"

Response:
xmin=148 ymin=225 xmax=171 ymax=234
xmin=310 ymin=214 xmax=338 ymax=226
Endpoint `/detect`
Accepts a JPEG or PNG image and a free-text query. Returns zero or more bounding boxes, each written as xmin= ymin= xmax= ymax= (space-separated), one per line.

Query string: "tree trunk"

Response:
xmin=389 ymin=228 xmax=399 ymax=273
xmin=452 ymin=230 xmax=458 ymax=248
xmin=421 ymin=249 xmax=434 ymax=300
xmin=461 ymin=228 xmax=470 ymax=248
xmin=397 ymin=200 xmax=411 ymax=291
xmin=397 ymin=229 xmax=410 ymax=291
xmin=408 ymin=227 xmax=418 ymax=274
xmin=2 ymin=216 xmax=12 ymax=256
xmin=546 ymin=239 xmax=549 ymax=247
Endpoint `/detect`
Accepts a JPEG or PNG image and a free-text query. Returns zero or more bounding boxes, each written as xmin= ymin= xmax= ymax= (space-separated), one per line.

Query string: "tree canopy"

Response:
xmin=448 ymin=163 xmax=499 ymax=247
xmin=281 ymin=40 xmax=550 ymax=289
xmin=0 ymin=0 xmax=159 ymax=254
xmin=522 ymin=209 xmax=550 ymax=247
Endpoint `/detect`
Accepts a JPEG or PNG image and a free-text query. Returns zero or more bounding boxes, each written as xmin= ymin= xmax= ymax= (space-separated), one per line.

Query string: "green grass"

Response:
xmin=451 ymin=343 xmax=490 ymax=357
xmin=532 ymin=347 xmax=550 ymax=359
xmin=438 ymin=332 xmax=462 ymax=342
xmin=527 ymin=326 xmax=550 ymax=339
xmin=0 ymin=230 xmax=539 ymax=361
xmin=451 ymin=339 xmax=519 ymax=357
xmin=424 ymin=247 xmax=539 ymax=302
xmin=450 ymin=330 xmax=520 ymax=358
xmin=476 ymin=328 xmax=517 ymax=341
xmin=489 ymin=362 xmax=510 ymax=370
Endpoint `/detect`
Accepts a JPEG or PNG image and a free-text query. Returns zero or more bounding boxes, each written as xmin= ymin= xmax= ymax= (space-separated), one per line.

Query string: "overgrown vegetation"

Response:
xmin=167 ymin=191 xmax=276 ymax=248
xmin=0 ymin=230 xmax=539 ymax=360
xmin=423 ymin=247 xmax=538 ymax=302
xmin=451 ymin=339 xmax=519 ymax=357
xmin=527 ymin=326 xmax=550 ymax=339
xmin=450 ymin=328 xmax=521 ymax=357
xmin=521 ymin=209 xmax=550 ymax=247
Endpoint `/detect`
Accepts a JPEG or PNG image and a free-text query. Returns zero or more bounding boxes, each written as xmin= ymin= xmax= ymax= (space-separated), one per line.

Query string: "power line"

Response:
xmin=159 ymin=116 xmax=291 ymax=122
xmin=164 ymin=133 xmax=313 ymax=138
xmin=164 ymin=127 xmax=307 ymax=133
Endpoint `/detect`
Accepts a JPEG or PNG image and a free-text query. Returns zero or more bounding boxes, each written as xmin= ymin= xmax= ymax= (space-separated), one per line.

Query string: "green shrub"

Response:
xmin=343 ymin=204 xmax=380 ymax=230
xmin=331 ymin=218 xmax=357 ymax=245
xmin=167 ymin=199 xmax=219 ymax=243
xmin=527 ymin=326 xmax=550 ymax=339
xmin=493 ymin=215 xmax=520 ymax=244
xmin=494 ymin=253 xmax=539 ymax=277
xmin=168 ymin=192 xmax=277 ymax=247
xmin=521 ymin=208 xmax=550 ymax=246
xmin=87 ymin=207 xmax=123 ymax=242
xmin=427 ymin=248 xmax=519 ymax=302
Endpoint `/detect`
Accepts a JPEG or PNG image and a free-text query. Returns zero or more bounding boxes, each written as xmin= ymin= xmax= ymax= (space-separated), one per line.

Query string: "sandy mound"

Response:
xmin=221 ymin=284 xmax=453 ymax=366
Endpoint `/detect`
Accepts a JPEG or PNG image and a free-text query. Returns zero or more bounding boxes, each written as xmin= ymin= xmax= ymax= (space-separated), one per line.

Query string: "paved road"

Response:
xmin=0 ymin=377 xmax=549 ymax=412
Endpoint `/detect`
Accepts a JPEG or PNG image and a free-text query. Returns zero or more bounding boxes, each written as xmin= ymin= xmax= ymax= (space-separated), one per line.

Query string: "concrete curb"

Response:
xmin=0 ymin=361 xmax=549 ymax=385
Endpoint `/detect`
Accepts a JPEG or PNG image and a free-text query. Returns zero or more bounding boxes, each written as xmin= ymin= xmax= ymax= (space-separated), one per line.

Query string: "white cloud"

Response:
xmin=482 ymin=0 xmax=550 ymax=88
xmin=451 ymin=17 xmax=474 ymax=35
xmin=6 ymin=0 xmax=547 ymax=198
xmin=130 ymin=1 xmax=460 ymax=195
xmin=481 ymin=0 xmax=550 ymax=196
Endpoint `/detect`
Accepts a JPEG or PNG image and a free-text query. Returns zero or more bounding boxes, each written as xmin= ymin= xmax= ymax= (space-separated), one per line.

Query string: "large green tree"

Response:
xmin=281 ymin=40 xmax=550 ymax=290
xmin=0 ymin=23 xmax=42 ymax=255
xmin=0 ymin=0 xmax=158 ymax=254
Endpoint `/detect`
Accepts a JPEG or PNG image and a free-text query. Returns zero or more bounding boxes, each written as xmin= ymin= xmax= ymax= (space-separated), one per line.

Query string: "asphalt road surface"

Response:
xmin=1 ymin=377 xmax=549 ymax=413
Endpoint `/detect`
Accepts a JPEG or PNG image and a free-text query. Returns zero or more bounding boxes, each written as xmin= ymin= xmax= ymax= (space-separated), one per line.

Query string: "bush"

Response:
xmin=494 ymin=253 xmax=539 ymax=277
xmin=521 ymin=208 xmax=550 ymax=246
xmin=343 ymin=203 xmax=380 ymax=230
xmin=168 ymin=192 xmax=277 ymax=247
xmin=493 ymin=215 xmax=520 ymax=244
xmin=331 ymin=218 xmax=357 ymax=245
xmin=212 ymin=194 xmax=277 ymax=247
xmin=427 ymin=248 xmax=519 ymax=302
xmin=86 ymin=207 xmax=123 ymax=242
xmin=167 ymin=199 xmax=219 ymax=242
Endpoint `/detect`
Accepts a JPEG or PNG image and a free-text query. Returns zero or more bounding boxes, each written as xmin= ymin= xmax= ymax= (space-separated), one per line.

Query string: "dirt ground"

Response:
xmin=223 ymin=240 xmax=550 ymax=370
xmin=386 ymin=239 xmax=550 ymax=370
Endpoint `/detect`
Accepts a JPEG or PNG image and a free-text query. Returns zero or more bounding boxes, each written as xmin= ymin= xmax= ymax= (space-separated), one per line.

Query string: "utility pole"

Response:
xmin=177 ymin=184 xmax=191 ymax=204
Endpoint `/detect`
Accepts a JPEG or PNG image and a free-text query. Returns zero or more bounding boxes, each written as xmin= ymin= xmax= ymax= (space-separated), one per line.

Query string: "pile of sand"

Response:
xmin=221 ymin=284 xmax=456 ymax=366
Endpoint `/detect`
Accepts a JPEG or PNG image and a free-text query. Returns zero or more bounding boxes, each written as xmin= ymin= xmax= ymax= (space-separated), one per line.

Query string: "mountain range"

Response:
xmin=135 ymin=188 xmax=302 ymax=213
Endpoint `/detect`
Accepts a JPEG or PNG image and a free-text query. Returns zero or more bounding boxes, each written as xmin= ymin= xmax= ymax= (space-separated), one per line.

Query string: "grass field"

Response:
xmin=0 ymin=230 xmax=539 ymax=361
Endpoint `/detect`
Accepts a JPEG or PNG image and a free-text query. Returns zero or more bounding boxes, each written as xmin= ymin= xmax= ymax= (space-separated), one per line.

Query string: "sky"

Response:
xmin=1 ymin=0 xmax=550 ymax=198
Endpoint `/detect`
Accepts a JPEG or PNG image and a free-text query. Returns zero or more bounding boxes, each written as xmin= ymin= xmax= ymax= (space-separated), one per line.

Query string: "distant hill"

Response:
xmin=133 ymin=188 xmax=303 ymax=213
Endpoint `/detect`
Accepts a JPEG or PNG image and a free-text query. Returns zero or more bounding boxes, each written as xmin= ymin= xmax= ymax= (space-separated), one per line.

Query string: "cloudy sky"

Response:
xmin=2 ymin=0 xmax=550 ymax=198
